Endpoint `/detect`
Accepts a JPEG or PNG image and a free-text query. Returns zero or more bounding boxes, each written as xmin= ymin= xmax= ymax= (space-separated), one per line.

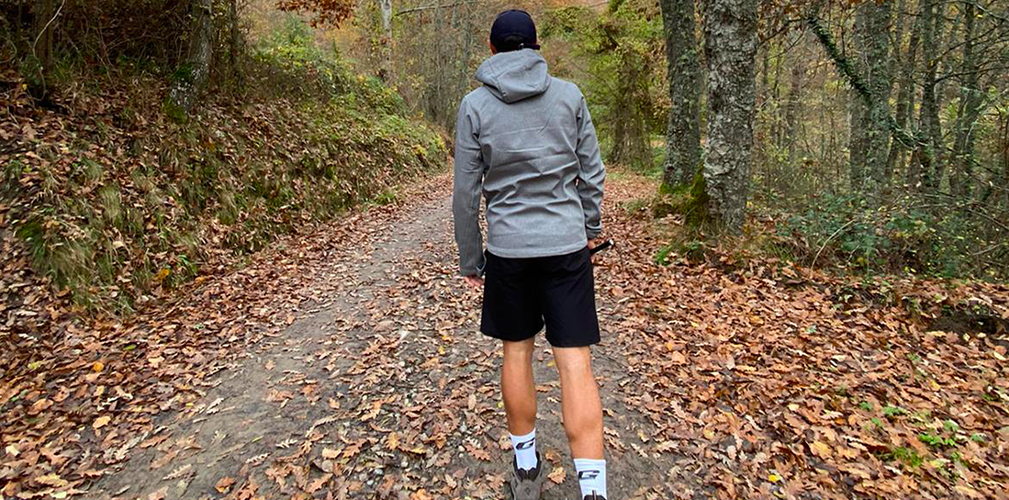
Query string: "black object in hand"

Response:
xmin=590 ymin=239 xmax=614 ymax=255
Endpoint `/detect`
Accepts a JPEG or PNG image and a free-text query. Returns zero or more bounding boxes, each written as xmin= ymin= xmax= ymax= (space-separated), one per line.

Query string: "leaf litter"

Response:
xmin=0 ymin=170 xmax=1007 ymax=499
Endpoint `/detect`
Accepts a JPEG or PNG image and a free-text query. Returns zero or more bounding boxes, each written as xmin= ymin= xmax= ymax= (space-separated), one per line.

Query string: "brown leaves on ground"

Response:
xmin=0 ymin=174 xmax=451 ymax=499
xmin=1 ymin=165 xmax=1007 ymax=500
xmin=600 ymin=175 xmax=1009 ymax=498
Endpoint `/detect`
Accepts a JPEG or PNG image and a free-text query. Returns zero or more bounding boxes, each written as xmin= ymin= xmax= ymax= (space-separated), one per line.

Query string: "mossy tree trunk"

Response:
xmin=700 ymin=0 xmax=757 ymax=233
xmin=168 ymin=0 xmax=214 ymax=115
xmin=849 ymin=0 xmax=893 ymax=195
xmin=658 ymin=0 xmax=702 ymax=190
xmin=911 ymin=0 xmax=943 ymax=192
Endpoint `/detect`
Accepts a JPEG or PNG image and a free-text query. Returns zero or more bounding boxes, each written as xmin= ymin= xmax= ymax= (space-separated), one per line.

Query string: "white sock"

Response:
xmin=574 ymin=458 xmax=607 ymax=498
xmin=509 ymin=429 xmax=538 ymax=470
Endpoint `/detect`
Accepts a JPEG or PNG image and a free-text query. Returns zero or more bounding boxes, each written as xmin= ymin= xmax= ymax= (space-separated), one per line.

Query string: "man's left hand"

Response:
xmin=463 ymin=275 xmax=484 ymax=289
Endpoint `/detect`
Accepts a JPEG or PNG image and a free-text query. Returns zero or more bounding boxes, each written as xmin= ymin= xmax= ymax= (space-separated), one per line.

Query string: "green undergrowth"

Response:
xmin=764 ymin=192 xmax=1009 ymax=280
xmin=1 ymin=22 xmax=446 ymax=315
xmin=629 ymin=170 xmax=1009 ymax=281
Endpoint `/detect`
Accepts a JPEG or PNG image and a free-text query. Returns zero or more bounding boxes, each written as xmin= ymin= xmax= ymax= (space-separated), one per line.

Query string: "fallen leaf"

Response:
xmin=215 ymin=476 xmax=236 ymax=494
xmin=548 ymin=466 xmax=566 ymax=484
xmin=148 ymin=486 xmax=168 ymax=500
xmin=810 ymin=441 xmax=832 ymax=459
xmin=93 ymin=415 xmax=112 ymax=430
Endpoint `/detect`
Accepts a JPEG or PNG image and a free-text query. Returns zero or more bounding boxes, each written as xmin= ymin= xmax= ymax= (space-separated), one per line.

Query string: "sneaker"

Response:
xmin=510 ymin=452 xmax=545 ymax=500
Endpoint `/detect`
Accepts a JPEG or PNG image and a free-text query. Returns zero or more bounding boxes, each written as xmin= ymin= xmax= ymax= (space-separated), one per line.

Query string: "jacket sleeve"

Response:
xmin=575 ymin=95 xmax=605 ymax=239
xmin=452 ymin=98 xmax=487 ymax=276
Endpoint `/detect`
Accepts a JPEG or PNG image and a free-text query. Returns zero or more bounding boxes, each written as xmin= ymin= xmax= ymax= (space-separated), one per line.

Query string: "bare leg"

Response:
xmin=552 ymin=346 xmax=604 ymax=459
xmin=502 ymin=338 xmax=537 ymax=435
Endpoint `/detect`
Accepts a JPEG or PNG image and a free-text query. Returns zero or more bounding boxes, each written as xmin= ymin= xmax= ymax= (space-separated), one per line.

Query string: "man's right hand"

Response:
xmin=588 ymin=237 xmax=602 ymax=263
xmin=463 ymin=275 xmax=484 ymax=289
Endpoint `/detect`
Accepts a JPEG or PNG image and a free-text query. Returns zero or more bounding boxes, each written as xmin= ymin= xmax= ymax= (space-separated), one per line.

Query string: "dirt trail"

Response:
xmin=87 ymin=176 xmax=679 ymax=500
xmin=13 ymin=171 xmax=1008 ymax=500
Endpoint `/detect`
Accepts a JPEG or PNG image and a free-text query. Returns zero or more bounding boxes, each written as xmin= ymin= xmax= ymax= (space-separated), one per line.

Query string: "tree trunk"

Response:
xmin=849 ymin=90 xmax=868 ymax=188
xmin=782 ymin=48 xmax=804 ymax=167
xmin=34 ymin=0 xmax=55 ymax=86
xmin=658 ymin=0 xmax=702 ymax=189
xmin=168 ymin=0 xmax=214 ymax=114
xmin=849 ymin=6 xmax=869 ymax=189
xmin=927 ymin=1 xmax=948 ymax=191
xmin=229 ymin=0 xmax=241 ymax=81
xmin=610 ymin=49 xmax=652 ymax=169
xmin=1002 ymin=111 xmax=1009 ymax=208
xmin=457 ymin=0 xmax=472 ymax=99
xmin=865 ymin=0 xmax=894 ymax=191
xmin=912 ymin=0 xmax=940 ymax=191
xmin=950 ymin=0 xmax=983 ymax=199
xmin=701 ymin=0 xmax=757 ymax=232
xmin=886 ymin=0 xmax=921 ymax=184
xmin=850 ymin=0 xmax=893 ymax=194
xmin=378 ymin=0 xmax=393 ymax=81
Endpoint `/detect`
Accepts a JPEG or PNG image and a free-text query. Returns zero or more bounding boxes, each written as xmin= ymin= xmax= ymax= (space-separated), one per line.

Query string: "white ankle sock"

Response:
xmin=574 ymin=458 xmax=607 ymax=498
xmin=509 ymin=429 xmax=538 ymax=470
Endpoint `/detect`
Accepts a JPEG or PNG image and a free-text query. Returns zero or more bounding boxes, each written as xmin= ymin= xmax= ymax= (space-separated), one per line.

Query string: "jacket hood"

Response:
xmin=475 ymin=49 xmax=551 ymax=104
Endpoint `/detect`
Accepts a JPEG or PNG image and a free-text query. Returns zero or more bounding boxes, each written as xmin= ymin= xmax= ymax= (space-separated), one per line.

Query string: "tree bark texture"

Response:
xmin=950 ymin=0 xmax=983 ymax=199
xmin=886 ymin=0 xmax=921 ymax=182
xmin=168 ymin=0 xmax=214 ymax=113
xmin=850 ymin=0 xmax=893 ymax=194
xmin=378 ymin=0 xmax=393 ymax=81
xmin=1002 ymin=111 xmax=1009 ymax=207
xmin=35 ymin=0 xmax=55 ymax=80
xmin=912 ymin=0 xmax=943 ymax=191
xmin=229 ymin=0 xmax=241 ymax=80
xmin=702 ymin=0 xmax=757 ymax=232
xmin=658 ymin=0 xmax=702 ymax=189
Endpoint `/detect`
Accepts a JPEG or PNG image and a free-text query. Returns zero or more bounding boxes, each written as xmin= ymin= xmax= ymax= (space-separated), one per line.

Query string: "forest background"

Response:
xmin=3 ymin=0 xmax=1009 ymax=315
xmin=2 ymin=0 xmax=1009 ymax=498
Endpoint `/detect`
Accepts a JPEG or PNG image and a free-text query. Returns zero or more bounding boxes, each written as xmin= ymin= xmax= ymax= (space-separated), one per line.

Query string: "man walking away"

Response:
xmin=452 ymin=9 xmax=608 ymax=500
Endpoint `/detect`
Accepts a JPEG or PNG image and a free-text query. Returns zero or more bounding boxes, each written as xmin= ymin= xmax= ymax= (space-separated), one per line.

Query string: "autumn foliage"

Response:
xmin=276 ymin=0 xmax=356 ymax=27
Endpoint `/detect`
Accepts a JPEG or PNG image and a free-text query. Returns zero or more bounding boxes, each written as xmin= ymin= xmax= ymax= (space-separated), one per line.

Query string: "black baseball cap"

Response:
xmin=490 ymin=9 xmax=540 ymax=52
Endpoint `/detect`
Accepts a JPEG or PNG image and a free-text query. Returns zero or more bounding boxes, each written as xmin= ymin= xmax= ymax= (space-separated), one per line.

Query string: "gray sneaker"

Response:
xmin=510 ymin=452 xmax=545 ymax=500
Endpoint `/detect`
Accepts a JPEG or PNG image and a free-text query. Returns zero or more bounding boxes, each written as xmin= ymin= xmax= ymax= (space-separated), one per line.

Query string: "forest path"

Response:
xmin=87 ymin=173 xmax=681 ymax=500
xmin=12 ymin=169 xmax=1009 ymax=500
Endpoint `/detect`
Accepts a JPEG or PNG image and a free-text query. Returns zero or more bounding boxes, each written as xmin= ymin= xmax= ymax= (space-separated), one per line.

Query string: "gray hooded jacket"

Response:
xmin=453 ymin=49 xmax=605 ymax=276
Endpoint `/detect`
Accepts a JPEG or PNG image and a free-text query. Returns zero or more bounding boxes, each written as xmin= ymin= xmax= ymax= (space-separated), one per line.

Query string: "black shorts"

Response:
xmin=481 ymin=247 xmax=600 ymax=348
